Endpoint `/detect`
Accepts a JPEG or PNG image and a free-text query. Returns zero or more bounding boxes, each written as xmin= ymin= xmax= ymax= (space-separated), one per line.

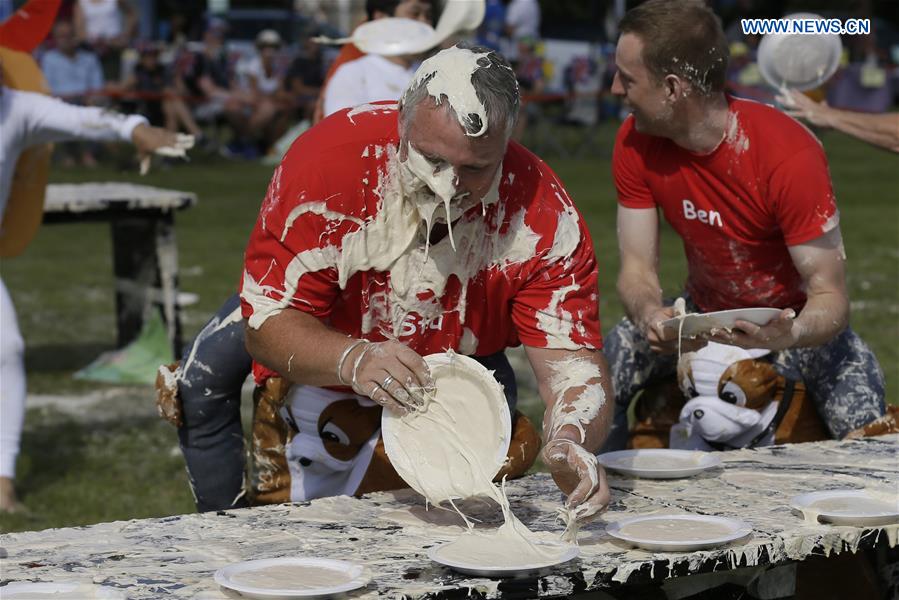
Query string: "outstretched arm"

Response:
xmin=15 ymin=90 xmax=190 ymax=168
xmin=780 ymin=89 xmax=899 ymax=153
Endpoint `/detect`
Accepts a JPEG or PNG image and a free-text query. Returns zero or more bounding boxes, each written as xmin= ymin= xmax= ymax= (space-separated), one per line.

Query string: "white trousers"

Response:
xmin=0 ymin=276 xmax=26 ymax=478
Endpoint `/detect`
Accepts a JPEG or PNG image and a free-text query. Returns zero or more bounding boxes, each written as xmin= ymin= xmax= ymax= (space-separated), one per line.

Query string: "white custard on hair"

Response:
xmin=408 ymin=46 xmax=492 ymax=137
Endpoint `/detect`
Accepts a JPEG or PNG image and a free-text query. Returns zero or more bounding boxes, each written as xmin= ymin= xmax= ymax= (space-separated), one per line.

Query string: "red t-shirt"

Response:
xmin=613 ymin=96 xmax=838 ymax=312
xmin=241 ymin=103 xmax=602 ymax=382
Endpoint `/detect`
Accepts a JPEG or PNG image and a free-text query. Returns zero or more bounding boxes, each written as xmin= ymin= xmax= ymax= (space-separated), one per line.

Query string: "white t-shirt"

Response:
xmin=323 ymin=54 xmax=415 ymax=117
xmin=78 ymin=0 xmax=123 ymax=41
xmin=0 ymin=87 xmax=146 ymax=216
xmin=506 ymin=0 xmax=541 ymax=39
xmin=238 ymin=56 xmax=282 ymax=96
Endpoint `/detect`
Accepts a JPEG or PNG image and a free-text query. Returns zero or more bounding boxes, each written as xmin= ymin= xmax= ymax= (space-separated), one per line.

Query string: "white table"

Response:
xmin=1 ymin=436 xmax=897 ymax=598
xmin=43 ymin=183 xmax=197 ymax=355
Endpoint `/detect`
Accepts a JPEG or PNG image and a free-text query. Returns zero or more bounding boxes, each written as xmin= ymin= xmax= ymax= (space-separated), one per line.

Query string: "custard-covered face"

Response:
xmin=399 ymin=100 xmax=506 ymax=225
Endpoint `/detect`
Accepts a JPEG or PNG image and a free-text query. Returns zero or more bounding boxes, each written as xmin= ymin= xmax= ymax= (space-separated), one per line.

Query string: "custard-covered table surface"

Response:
xmin=1 ymin=436 xmax=897 ymax=599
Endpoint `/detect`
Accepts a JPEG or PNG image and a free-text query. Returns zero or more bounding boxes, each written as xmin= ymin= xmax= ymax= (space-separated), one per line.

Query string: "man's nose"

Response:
xmin=611 ymin=72 xmax=625 ymax=97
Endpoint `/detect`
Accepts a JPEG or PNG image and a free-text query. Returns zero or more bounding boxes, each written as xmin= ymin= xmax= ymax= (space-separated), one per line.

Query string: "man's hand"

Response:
xmin=131 ymin=124 xmax=194 ymax=174
xmin=344 ymin=339 xmax=433 ymax=414
xmin=777 ymin=89 xmax=833 ymax=128
xmin=541 ymin=439 xmax=610 ymax=521
xmin=708 ymin=308 xmax=799 ymax=351
xmin=639 ymin=305 xmax=707 ymax=354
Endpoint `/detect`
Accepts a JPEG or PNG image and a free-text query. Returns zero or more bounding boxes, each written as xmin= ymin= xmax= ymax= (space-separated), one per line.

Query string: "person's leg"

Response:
xmin=600 ymin=316 xmax=678 ymax=452
xmin=177 ymin=293 xmax=253 ymax=512
xmin=774 ymin=327 xmax=885 ymax=439
xmin=168 ymin=96 xmax=203 ymax=137
xmin=162 ymin=98 xmax=179 ymax=132
xmin=0 ymin=277 xmax=26 ymax=512
xmin=248 ymin=97 xmax=277 ymax=132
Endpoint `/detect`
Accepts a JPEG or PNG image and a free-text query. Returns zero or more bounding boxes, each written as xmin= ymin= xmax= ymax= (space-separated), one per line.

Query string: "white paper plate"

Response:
xmin=428 ymin=540 xmax=578 ymax=577
xmin=382 ymin=352 xmax=511 ymax=503
xmin=757 ymin=13 xmax=842 ymax=91
xmin=434 ymin=0 xmax=486 ymax=39
xmin=607 ymin=514 xmax=752 ymax=552
xmin=660 ymin=307 xmax=783 ymax=338
xmin=598 ymin=449 xmax=721 ymax=479
xmin=0 ymin=582 xmax=126 ymax=599
xmin=352 ymin=18 xmax=437 ymax=56
xmin=791 ymin=490 xmax=899 ymax=526
xmin=213 ymin=558 xmax=370 ymax=599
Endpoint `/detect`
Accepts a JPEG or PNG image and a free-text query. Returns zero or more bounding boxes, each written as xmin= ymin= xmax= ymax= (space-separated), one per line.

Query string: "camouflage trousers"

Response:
xmin=601 ymin=303 xmax=885 ymax=452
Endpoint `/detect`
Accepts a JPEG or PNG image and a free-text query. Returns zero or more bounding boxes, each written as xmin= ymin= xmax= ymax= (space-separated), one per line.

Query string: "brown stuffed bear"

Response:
xmin=157 ymin=365 xmax=541 ymax=504
xmin=630 ymin=342 xmax=828 ymax=450
xmin=251 ymin=377 xmax=541 ymax=503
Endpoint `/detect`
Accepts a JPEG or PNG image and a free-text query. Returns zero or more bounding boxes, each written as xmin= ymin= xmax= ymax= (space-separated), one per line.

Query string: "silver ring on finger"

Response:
xmin=382 ymin=375 xmax=395 ymax=389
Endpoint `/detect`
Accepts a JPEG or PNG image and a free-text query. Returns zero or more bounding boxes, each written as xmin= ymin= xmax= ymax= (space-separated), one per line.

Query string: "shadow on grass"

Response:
xmin=25 ymin=342 xmax=113 ymax=372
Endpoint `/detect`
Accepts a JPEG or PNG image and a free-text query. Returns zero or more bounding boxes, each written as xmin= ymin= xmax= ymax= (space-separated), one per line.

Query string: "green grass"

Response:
xmin=1 ymin=125 xmax=895 ymax=533
xmin=5 ymin=409 xmax=196 ymax=530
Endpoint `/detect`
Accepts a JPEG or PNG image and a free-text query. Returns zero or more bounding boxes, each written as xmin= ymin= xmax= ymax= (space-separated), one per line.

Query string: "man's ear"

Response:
xmin=663 ymin=74 xmax=687 ymax=102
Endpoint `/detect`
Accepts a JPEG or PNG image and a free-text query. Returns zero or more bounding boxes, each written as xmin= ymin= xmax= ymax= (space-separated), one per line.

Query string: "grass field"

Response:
xmin=1 ymin=124 xmax=896 ymax=533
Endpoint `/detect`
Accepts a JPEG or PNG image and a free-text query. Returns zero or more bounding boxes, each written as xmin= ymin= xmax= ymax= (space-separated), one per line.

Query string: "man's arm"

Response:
xmin=73 ymin=3 xmax=87 ymax=43
xmin=16 ymin=89 xmax=188 ymax=165
xmin=617 ymin=205 xmax=688 ymax=353
xmin=712 ymin=227 xmax=849 ymax=350
xmin=524 ymin=345 xmax=613 ymax=518
xmin=22 ymin=89 xmax=146 ymax=144
xmin=88 ymin=53 xmax=105 ymax=95
xmin=781 ymin=90 xmax=899 ymax=153
xmin=118 ymin=0 xmax=139 ymax=42
xmin=244 ymin=308 xmax=431 ymax=413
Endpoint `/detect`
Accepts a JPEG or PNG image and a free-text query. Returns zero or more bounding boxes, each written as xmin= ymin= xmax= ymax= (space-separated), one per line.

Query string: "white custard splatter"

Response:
xmin=547 ymin=356 xmax=605 ymax=443
xmin=280 ymin=197 xmax=362 ymax=242
xmin=536 ymin=276 xmax=581 ymax=350
xmin=346 ymin=102 xmax=399 ymax=124
xmin=179 ymin=306 xmax=243 ymax=386
xmin=406 ymin=46 xmax=492 ymax=138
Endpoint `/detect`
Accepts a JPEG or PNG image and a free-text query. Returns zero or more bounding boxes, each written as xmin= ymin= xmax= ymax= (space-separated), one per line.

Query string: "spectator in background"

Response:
xmin=476 ymin=0 xmax=507 ymax=51
xmin=511 ymin=35 xmax=544 ymax=141
xmin=323 ymin=41 xmax=419 ymax=116
xmin=74 ymin=0 xmax=137 ymax=80
xmin=41 ymin=20 xmax=104 ymax=101
xmin=232 ymin=29 xmax=289 ymax=157
xmin=41 ymin=19 xmax=105 ymax=166
xmin=159 ymin=0 xmax=205 ymax=48
xmin=120 ymin=42 xmax=203 ymax=139
xmin=312 ymin=0 xmax=434 ymax=123
xmin=506 ymin=0 xmax=540 ymax=40
xmin=176 ymin=18 xmax=251 ymax=152
xmin=563 ymin=54 xmax=602 ymax=126
xmin=826 ymin=33 xmax=894 ymax=116
xmin=282 ymin=33 xmax=325 ymax=123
